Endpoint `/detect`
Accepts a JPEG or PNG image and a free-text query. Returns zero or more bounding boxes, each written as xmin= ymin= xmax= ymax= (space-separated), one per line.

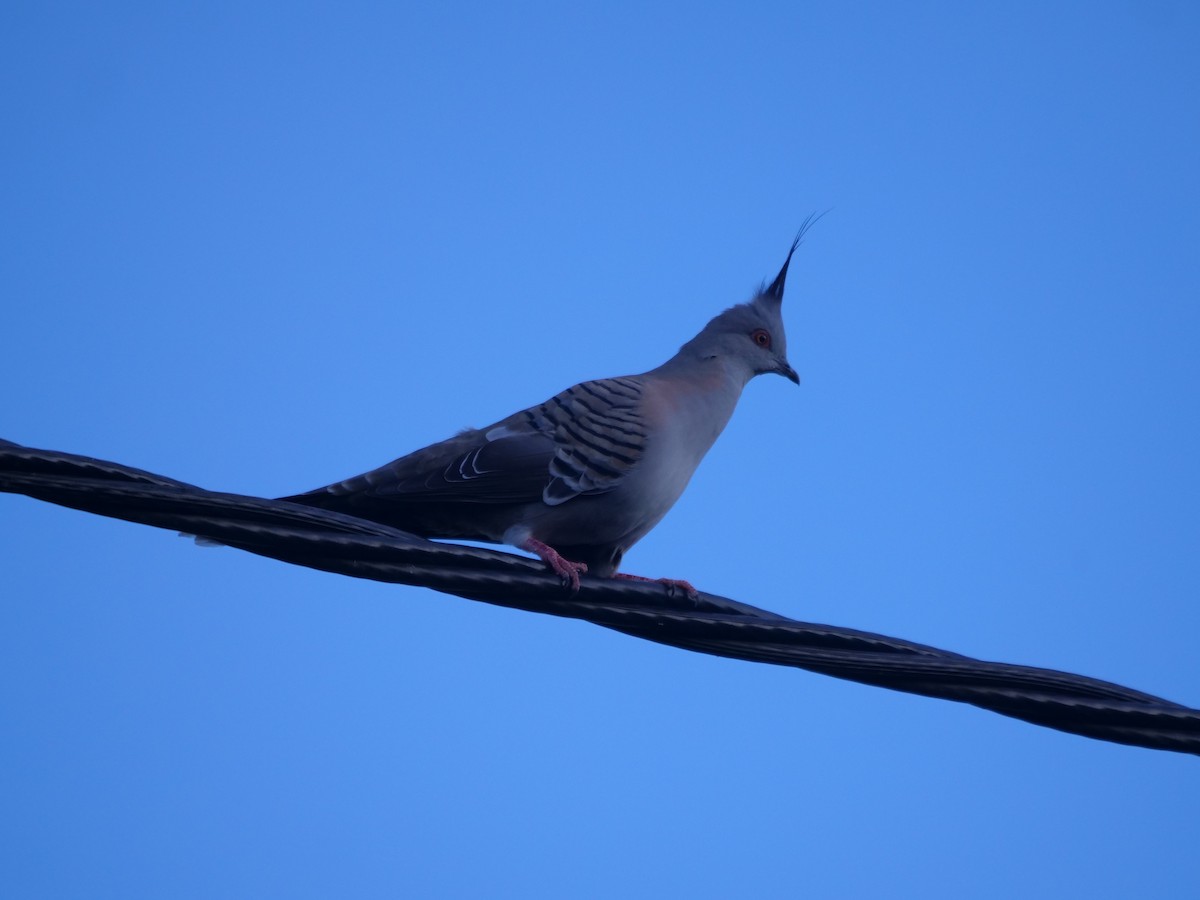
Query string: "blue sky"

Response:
xmin=3 ymin=3 xmax=1198 ymax=897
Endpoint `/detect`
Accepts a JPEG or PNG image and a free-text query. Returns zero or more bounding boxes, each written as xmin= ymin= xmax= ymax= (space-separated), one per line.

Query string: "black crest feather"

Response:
xmin=762 ymin=210 xmax=828 ymax=302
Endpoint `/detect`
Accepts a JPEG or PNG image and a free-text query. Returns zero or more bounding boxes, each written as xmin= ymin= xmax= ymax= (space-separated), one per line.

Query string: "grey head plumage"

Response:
xmin=666 ymin=215 xmax=823 ymax=386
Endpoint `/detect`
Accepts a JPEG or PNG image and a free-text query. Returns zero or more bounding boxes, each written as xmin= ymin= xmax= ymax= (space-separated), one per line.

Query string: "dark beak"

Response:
xmin=776 ymin=359 xmax=800 ymax=385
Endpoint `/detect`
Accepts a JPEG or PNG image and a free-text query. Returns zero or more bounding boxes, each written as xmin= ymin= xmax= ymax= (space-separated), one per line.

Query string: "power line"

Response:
xmin=3 ymin=438 xmax=1197 ymax=757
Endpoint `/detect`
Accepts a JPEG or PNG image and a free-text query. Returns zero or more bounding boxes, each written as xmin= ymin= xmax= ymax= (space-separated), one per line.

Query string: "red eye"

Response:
xmin=751 ymin=329 xmax=772 ymax=349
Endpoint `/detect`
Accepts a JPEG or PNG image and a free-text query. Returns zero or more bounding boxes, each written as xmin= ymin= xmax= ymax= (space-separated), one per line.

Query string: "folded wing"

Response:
xmin=281 ymin=376 xmax=649 ymax=536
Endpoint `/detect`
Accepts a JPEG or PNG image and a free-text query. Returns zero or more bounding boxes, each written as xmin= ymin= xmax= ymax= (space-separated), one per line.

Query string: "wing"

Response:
xmin=287 ymin=425 xmax=554 ymax=507
xmin=284 ymin=376 xmax=648 ymax=513
xmin=530 ymin=376 xmax=648 ymax=506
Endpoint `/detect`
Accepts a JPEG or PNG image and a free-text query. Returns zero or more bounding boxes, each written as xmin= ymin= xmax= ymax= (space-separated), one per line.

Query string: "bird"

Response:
xmin=281 ymin=224 xmax=815 ymax=595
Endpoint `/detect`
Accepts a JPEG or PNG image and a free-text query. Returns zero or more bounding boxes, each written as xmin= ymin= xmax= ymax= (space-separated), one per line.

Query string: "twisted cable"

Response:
xmin=3 ymin=438 xmax=1196 ymax=756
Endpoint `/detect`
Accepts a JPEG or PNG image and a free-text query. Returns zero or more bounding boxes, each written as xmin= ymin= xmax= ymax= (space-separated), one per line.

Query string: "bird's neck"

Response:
xmin=651 ymin=345 xmax=756 ymax=389
xmin=643 ymin=351 xmax=748 ymax=458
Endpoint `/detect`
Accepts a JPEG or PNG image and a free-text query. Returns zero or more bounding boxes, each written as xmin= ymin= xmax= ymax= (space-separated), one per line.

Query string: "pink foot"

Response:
xmin=614 ymin=572 xmax=699 ymax=601
xmin=521 ymin=538 xmax=588 ymax=592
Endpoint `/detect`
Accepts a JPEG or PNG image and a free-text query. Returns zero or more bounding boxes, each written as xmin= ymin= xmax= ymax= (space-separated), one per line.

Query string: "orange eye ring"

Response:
xmin=751 ymin=329 xmax=772 ymax=349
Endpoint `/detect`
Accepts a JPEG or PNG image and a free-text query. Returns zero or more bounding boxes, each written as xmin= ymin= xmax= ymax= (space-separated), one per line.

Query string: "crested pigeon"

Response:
xmin=282 ymin=226 xmax=814 ymax=593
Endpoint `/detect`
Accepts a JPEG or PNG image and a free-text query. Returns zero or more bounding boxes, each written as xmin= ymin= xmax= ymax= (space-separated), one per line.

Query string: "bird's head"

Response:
xmin=677 ymin=218 xmax=820 ymax=386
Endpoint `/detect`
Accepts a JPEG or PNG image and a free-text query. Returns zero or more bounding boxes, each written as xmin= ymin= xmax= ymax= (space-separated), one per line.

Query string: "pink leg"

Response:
xmin=521 ymin=538 xmax=588 ymax=592
xmin=614 ymin=572 xmax=699 ymax=601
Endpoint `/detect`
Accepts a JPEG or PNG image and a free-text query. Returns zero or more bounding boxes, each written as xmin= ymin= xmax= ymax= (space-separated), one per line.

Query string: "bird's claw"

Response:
xmin=550 ymin=557 xmax=588 ymax=592
xmin=521 ymin=538 xmax=588 ymax=592
xmin=614 ymin=572 xmax=699 ymax=602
